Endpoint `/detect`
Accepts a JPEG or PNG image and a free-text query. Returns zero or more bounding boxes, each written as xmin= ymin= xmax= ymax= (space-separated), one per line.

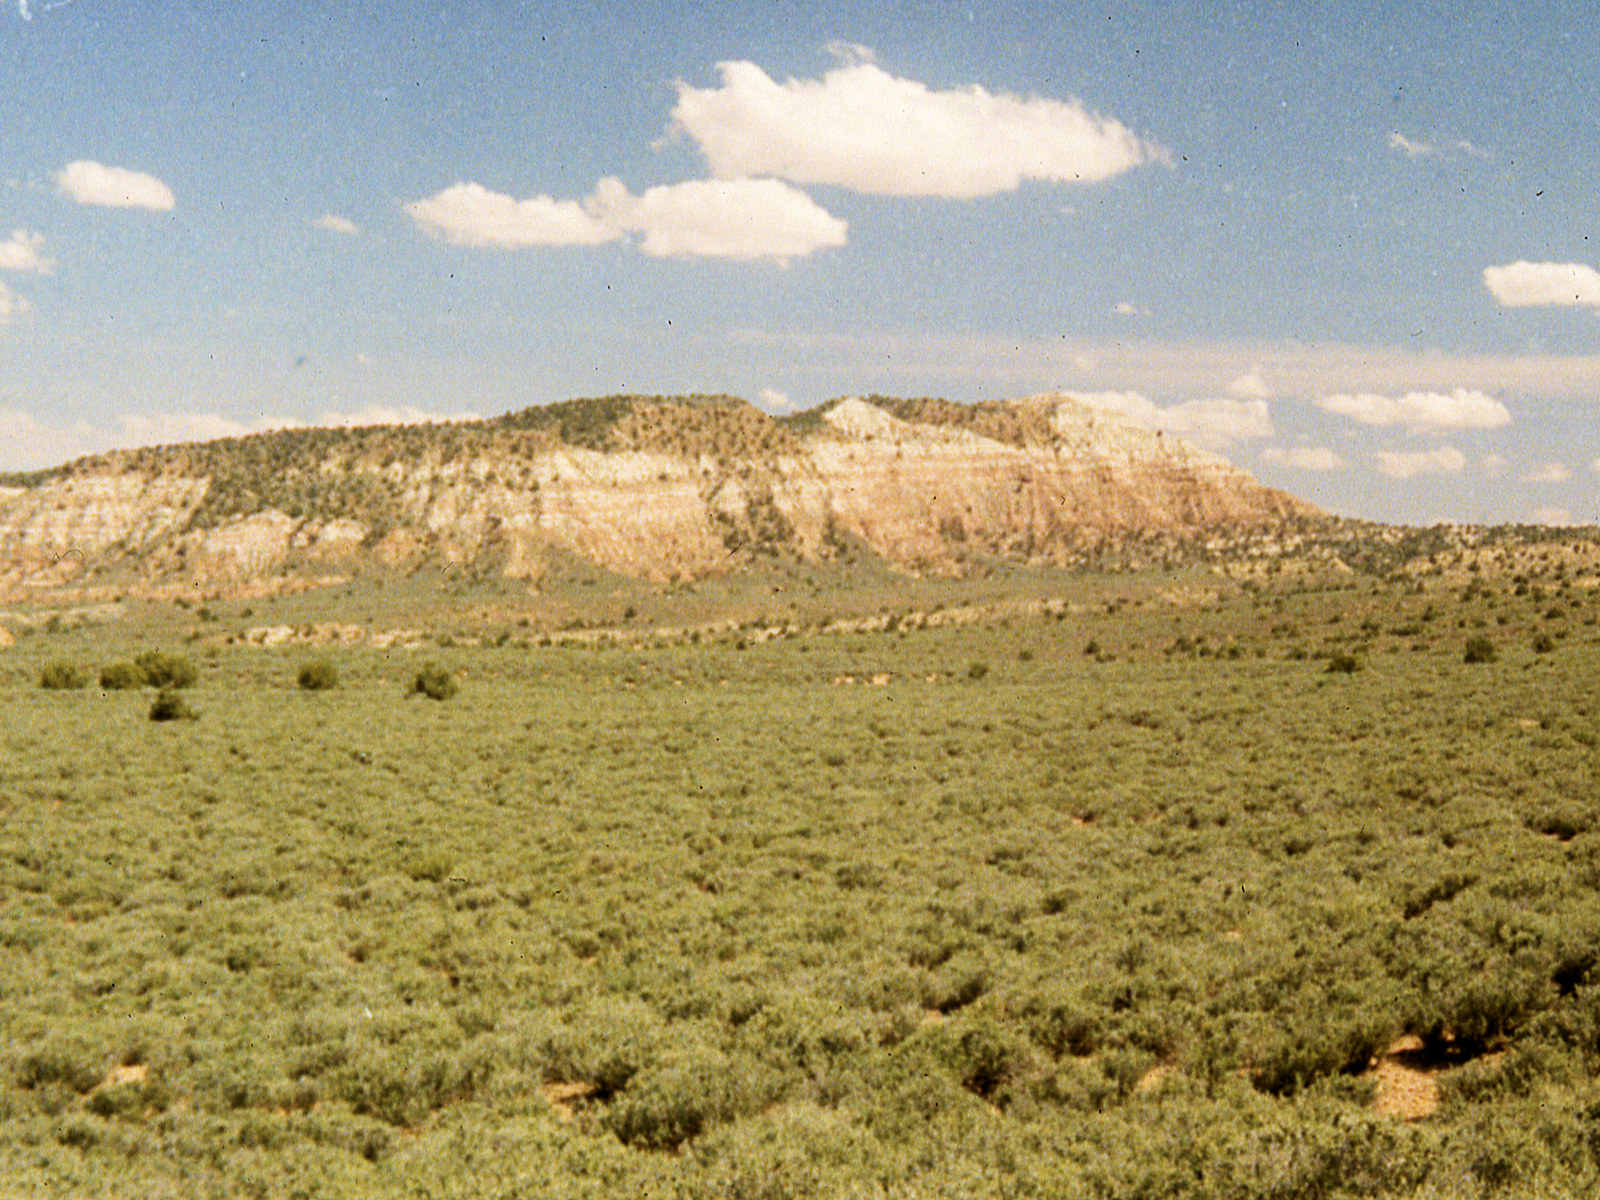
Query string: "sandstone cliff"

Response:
xmin=0 ymin=393 xmax=1318 ymax=596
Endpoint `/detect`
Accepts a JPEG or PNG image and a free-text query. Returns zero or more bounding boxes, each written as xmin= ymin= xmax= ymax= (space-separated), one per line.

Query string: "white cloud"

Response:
xmin=0 ymin=280 xmax=31 ymax=324
xmin=1114 ymin=300 xmax=1149 ymax=317
xmin=758 ymin=388 xmax=793 ymax=412
xmin=0 ymin=229 xmax=53 ymax=274
xmin=1592 ymin=457 xmax=1600 ymax=475
xmin=55 ymin=160 xmax=175 ymax=211
xmin=1389 ymin=131 xmax=1435 ymax=159
xmin=1317 ymin=388 xmax=1510 ymax=431
xmin=587 ymin=176 xmax=846 ymax=263
xmin=670 ymin=59 xmax=1161 ymax=199
xmin=1261 ymin=445 xmax=1344 ymax=472
xmin=1533 ymin=507 xmax=1575 ymax=527
xmin=1227 ymin=366 xmax=1272 ymax=399
xmin=15 ymin=1 xmax=28 ymax=20
xmin=1483 ymin=260 xmax=1600 ymax=308
xmin=1374 ymin=446 xmax=1465 ymax=479
xmin=1482 ymin=453 xmax=1507 ymax=476
xmin=1073 ymin=391 xmax=1271 ymax=450
xmin=406 ymin=182 xmax=616 ymax=249
xmin=314 ymin=213 xmax=360 ymax=236
xmin=1521 ymin=461 xmax=1571 ymax=483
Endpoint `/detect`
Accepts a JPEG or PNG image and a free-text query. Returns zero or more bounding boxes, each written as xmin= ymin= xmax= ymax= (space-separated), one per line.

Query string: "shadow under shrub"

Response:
xmin=297 ymin=658 xmax=339 ymax=691
xmin=410 ymin=662 xmax=458 ymax=701
xmin=148 ymin=688 xmax=199 ymax=722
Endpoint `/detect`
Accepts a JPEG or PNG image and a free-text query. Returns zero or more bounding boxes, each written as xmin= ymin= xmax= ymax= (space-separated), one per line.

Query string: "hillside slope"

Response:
xmin=0 ymin=393 xmax=1318 ymax=596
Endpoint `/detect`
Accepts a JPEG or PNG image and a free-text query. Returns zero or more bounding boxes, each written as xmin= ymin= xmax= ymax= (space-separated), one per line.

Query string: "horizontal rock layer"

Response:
xmin=0 ymin=394 xmax=1318 ymax=593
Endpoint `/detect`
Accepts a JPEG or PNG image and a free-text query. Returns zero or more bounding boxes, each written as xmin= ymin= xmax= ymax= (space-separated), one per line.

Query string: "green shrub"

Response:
xmin=966 ymin=661 xmax=989 ymax=680
xmin=297 ymin=658 xmax=339 ymax=691
xmin=148 ymin=689 xmax=199 ymax=722
xmin=1532 ymin=632 xmax=1556 ymax=654
xmin=1463 ymin=635 xmax=1497 ymax=664
xmin=134 ymin=650 xmax=198 ymax=688
xmin=38 ymin=661 xmax=89 ymax=690
xmin=1324 ymin=652 xmax=1362 ymax=674
xmin=411 ymin=662 xmax=458 ymax=701
xmin=98 ymin=661 xmax=145 ymax=690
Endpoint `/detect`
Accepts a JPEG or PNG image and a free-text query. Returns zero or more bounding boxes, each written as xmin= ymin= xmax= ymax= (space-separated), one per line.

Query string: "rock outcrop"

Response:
xmin=0 ymin=393 xmax=1318 ymax=596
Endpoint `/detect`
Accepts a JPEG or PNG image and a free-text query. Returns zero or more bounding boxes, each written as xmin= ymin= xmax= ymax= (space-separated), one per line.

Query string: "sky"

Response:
xmin=1 ymin=1 xmax=1597 ymax=526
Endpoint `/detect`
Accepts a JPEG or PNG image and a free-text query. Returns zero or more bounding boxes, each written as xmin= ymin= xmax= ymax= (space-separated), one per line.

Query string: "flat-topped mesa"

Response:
xmin=0 ymin=393 xmax=1320 ymax=595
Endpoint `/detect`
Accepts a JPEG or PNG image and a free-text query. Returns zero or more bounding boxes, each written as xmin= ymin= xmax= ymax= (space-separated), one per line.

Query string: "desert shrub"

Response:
xmin=410 ymin=662 xmax=458 ymax=701
xmin=966 ymin=661 xmax=989 ymax=680
xmin=1463 ymin=634 xmax=1498 ymax=664
xmin=135 ymin=650 xmax=198 ymax=688
xmin=297 ymin=658 xmax=339 ymax=691
xmin=38 ymin=661 xmax=88 ymax=690
xmin=1324 ymin=651 xmax=1362 ymax=674
xmin=98 ymin=661 xmax=145 ymax=690
xmin=603 ymin=1046 xmax=767 ymax=1150
xmin=148 ymin=689 xmax=199 ymax=722
xmin=943 ymin=1017 xmax=1037 ymax=1100
xmin=1532 ymin=631 xmax=1556 ymax=654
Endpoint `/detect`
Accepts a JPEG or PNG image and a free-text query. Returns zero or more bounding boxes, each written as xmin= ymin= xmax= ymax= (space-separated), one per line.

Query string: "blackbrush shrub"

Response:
xmin=411 ymin=662 xmax=458 ymax=701
xmin=1325 ymin=652 xmax=1363 ymax=674
xmin=135 ymin=650 xmax=198 ymax=688
xmin=99 ymin=661 xmax=145 ymax=690
xmin=149 ymin=688 xmax=198 ymax=722
xmin=966 ymin=661 xmax=989 ymax=680
xmin=297 ymin=658 xmax=339 ymax=691
xmin=38 ymin=660 xmax=89 ymax=690
xmin=1532 ymin=632 xmax=1556 ymax=654
xmin=1463 ymin=635 xmax=1498 ymax=664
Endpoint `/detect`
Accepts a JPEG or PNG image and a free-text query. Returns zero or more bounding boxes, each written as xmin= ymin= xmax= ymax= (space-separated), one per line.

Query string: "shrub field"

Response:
xmin=3 ymin=559 xmax=1600 ymax=1196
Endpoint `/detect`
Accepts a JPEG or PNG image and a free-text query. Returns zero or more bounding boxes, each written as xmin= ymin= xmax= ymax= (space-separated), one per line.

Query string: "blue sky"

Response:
xmin=2 ymin=1 xmax=1597 ymax=525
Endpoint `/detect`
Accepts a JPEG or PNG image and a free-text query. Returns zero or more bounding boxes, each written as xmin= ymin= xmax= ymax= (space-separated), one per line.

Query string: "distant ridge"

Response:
xmin=0 ymin=393 xmax=1320 ymax=597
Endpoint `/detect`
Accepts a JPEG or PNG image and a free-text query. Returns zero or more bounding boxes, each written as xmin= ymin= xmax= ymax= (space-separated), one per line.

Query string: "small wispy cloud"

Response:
xmin=1261 ymin=445 xmax=1344 ymax=472
xmin=1521 ymin=461 xmax=1571 ymax=484
xmin=0 ymin=280 xmax=32 ymax=325
xmin=1317 ymin=388 xmax=1510 ymax=431
xmin=1374 ymin=446 xmax=1465 ymax=479
xmin=16 ymin=0 xmax=29 ymax=20
xmin=1114 ymin=300 xmax=1150 ymax=317
xmin=1388 ymin=131 xmax=1435 ymax=159
xmin=1484 ymin=260 xmax=1600 ymax=308
xmin=55 ymin=160 xmax=175 ymax=211
xmin=1227 ymin=366 xmax=1272 ymax=400
xmin=1533 ymin=507 xmax=1575 ymax=527
xmin=314 ymin=213 xmax=360 ymax=236
xmin=0 ymin=229 xmax=53 ymax=274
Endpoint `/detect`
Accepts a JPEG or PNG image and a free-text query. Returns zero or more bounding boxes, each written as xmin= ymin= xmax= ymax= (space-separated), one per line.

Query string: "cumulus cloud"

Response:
xmin=1483 ymin=260 xmax=1600 ymax=308
xmin=1316 ymin=388 xmax=1510 ymax=431
xmin=406 ymin=182 xmax=616 ymax=249
xmin=670 ymin=59 xmax=1161 ymax=199
xmin=314 ymin=213 xmax=360 ymax=236
xmin=587 ymin=176 xmax=846 ymax=263
xmin=1261 ymin=445 xmax=1344 ymax=472
xmin=409 ymin=177 xmax=846 ymax=264
xmin=758 ymin=388 xmax=793 ymax=412
xmin=1374 ymin=447 xmax=1465 ymax=479
xmin=1521 ymin=461 xmax=1571 ymax=483
xmin=0 ymin=280 xmax=31 ymax=324
xmin=1073 ymin=391 xmax=1272 ymax=450
xmin=0 ymin=229 xmax=53 ymax=274
xmin=55 ymin=160 xmax=175 ymax=211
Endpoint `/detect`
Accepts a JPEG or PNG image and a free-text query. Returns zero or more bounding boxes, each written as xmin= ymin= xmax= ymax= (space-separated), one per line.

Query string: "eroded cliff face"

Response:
xmin=0 ymin=394 xmax=1317 ymax=597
